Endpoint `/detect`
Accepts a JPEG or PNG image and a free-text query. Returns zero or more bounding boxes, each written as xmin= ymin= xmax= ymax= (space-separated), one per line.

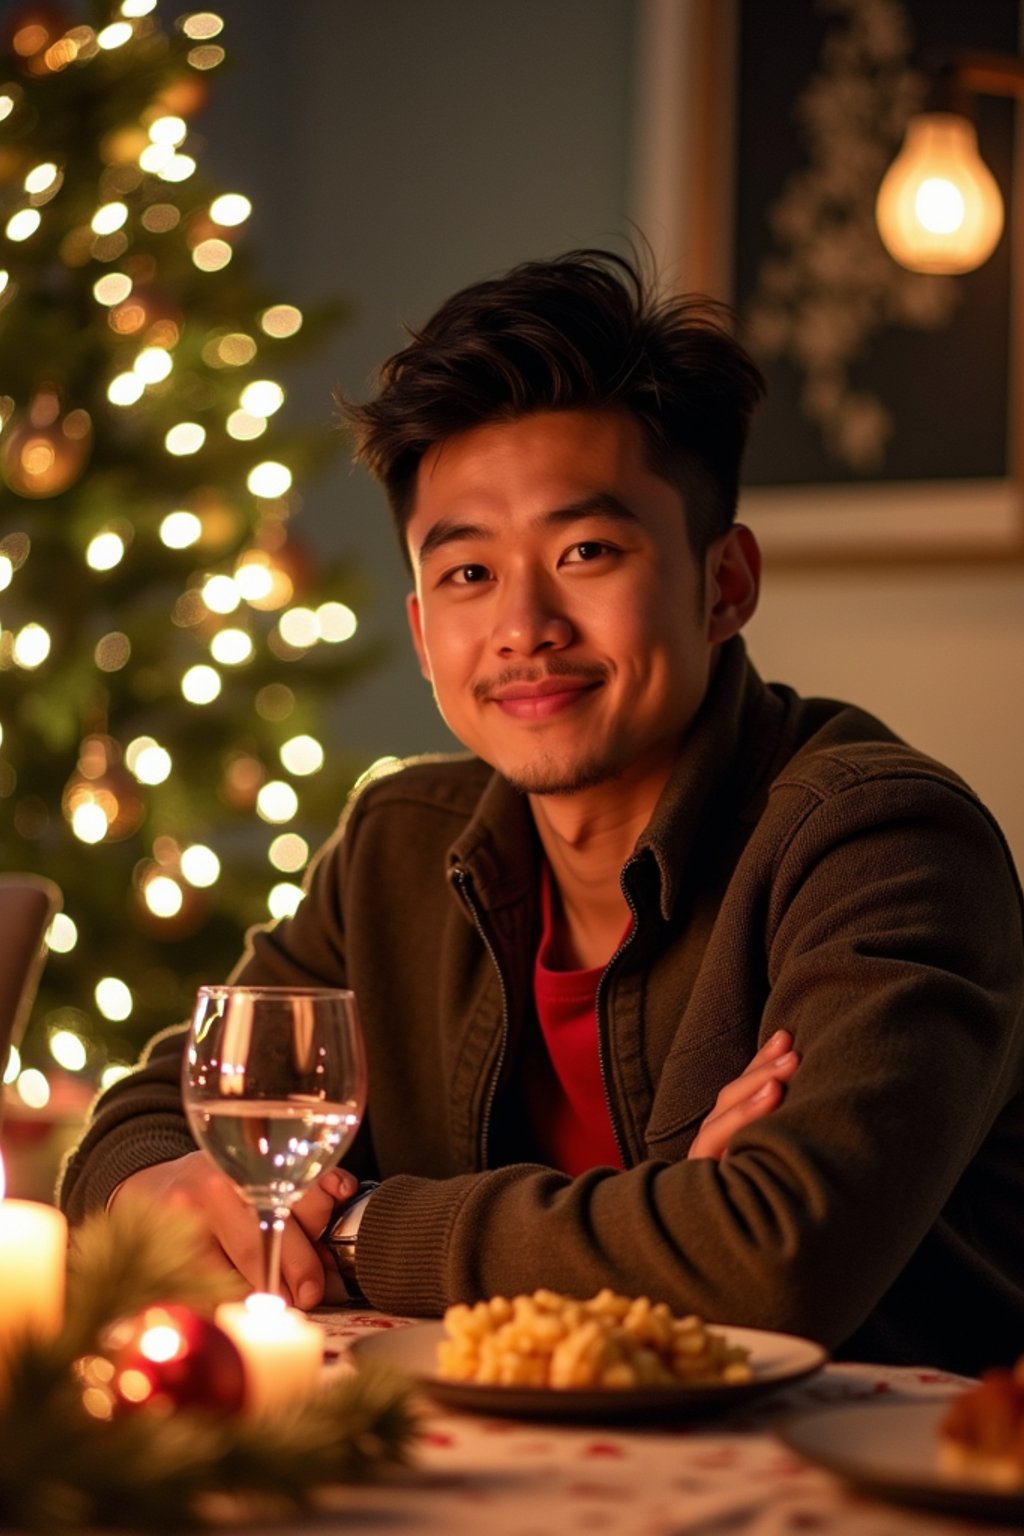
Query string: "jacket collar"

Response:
xmin=447 ymin=637 xmax=788 ymax=923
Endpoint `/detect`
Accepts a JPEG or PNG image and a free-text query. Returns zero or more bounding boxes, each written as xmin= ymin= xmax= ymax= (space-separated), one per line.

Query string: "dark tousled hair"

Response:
xmin=339 ymin=249 xmax=765 ymax=562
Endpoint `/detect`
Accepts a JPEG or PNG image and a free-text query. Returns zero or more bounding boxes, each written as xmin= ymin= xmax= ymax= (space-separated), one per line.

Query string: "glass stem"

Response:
xmin=257 ymin=1206 xmax=288 ymax=1297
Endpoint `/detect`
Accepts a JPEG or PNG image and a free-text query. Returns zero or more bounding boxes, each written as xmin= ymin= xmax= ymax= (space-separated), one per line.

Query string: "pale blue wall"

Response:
xmin=203 ymin=0 xmax=637 ymax=762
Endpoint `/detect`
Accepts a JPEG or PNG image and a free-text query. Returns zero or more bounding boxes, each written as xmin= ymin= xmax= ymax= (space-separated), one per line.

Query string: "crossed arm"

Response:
xmin=105 ymin=1029 xmax=799 ymax=1308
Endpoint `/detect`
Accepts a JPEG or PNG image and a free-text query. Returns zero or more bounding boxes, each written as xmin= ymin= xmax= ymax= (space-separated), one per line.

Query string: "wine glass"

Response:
xmin=183 ymin=984 xmax=367 ymax=1298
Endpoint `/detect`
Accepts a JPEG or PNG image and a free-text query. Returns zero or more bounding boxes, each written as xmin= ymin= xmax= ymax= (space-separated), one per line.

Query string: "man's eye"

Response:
xmin=563 ymin=541 xmax=612 ymax=564
xmin=449 ymin=563 xmax=491 ymax=585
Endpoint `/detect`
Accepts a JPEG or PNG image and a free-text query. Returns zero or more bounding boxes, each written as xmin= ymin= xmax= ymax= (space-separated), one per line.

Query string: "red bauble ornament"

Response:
xmin=98 ymin=1304 xmax=246 ymax=1416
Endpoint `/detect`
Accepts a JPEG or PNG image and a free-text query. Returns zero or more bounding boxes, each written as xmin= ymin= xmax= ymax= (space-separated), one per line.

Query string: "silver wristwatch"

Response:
xmin=319 ymin=1181 xmax=379 ymax=1303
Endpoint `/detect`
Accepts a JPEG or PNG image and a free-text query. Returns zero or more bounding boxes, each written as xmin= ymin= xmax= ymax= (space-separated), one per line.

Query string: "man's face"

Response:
xmin=405 ymin=409 xmax=746 ymax=799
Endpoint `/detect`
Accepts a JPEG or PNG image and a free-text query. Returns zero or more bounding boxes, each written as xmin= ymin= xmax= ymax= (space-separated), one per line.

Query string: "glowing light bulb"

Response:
xmin=134 ymin=346 xmax=172 ymax=383
xmin=95 ymin=977 xmax=133 ymax=1020
xmin=256 ymin=780 xmax=299 ymax=824
xmin=85 ymin=531 xmax=125 ymax=571
xmin=16 ymin=1069 xmax=50 ymax=1109
xmin=93 ymin=272 xmax=133 ymax=306
xmin=46 ymin=913 xmax=78 ymax=953
xmin=210 ymin=193 xmax=251 ymax=226
xmin=91 ymin=201 xmax=128 ymax=235
xmin=147 ymin=115 xmax=187 ymax=146
xmin=158 ymin=154 xmax=196 ymax=184
xmin=210 ymin=627 xmax=253 ymax=665
xmin=97 ymin=21 xmax=133 ymax=48
xmin=108 ymin=372 xmax=145 ymax=406
xmin=192 ymin=238 xmax=231 ymax=271
xmin=160 ymin=509 xmax=202 ymax=548
xmin=13 ymin=622 xmax=51 ymax=669
xmin=235 ymin=557 xmax=274 ymax=600
xmin=139 ymin=143 xmax=174 ymax=175
xmin=240 ymin=380 xmax=284 ymax=417
xmin=246 ymin=461 xmax=292 ymax=499
xmin=317 ymin=601 xmax=358 ymax=643
xmin=0 ymin=555 xmax=13 ymax=591
xmin=876 ymin=112 xmax=1004 ymax=274
xmin=121 ymin=0 xmax=157 ymax=16
xmin=6 ymin=209 xmax=41 ymax=242
xmin=180 ymin=844 xmax=220 ymax=887
xmin=181 ymin=664 xmax=221 ymax=704
xmin=72 ymin=802 xmax=108 ymax=843
xmin=164 ymin=422 xmax=205 ymax=456
xmin=144 ymin=874 xmax=183 ymax=918
xmin=101 ymin=1063 xmax=132 ymax=1090
xmin=50 ymin=1029 xmax=87 ymax=1071
xmin=278 ymin=607 xmax=319 ymax=648
xmin=259 ymin=304 xmax=303 ymax=338
xmin=126 ymin=737 xmax=171 ymax=784
xmin=279 ymin=734 xmax=324 ymax=776
xmin=226 ymin=409 xmax=266 ymax=441
xmin=24 ymin=162 xmax=59 ymax=195
xmin=269 ymin=833 xmax=309 ymax=872
xmin=4 ymin=1046 xmax=20 ymax=1085
xmin=268 ymin=882 xmax=304 ymax=920
xmin=183 ymin=12 xmax=225 ymax=38
xmin=202 ymin=574 xmax=240 ymax=613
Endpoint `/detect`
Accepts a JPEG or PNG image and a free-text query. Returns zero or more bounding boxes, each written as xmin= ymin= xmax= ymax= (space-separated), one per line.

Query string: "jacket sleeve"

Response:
xmin=351 ymin=776 xmax=1024 ymax=1352
xmin=57 ymin=824 xmax=354 ymax=1222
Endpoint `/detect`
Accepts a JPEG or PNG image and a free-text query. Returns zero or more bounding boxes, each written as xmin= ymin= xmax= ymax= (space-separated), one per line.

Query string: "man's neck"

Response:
xmin=528 ymin=770 xmax=666 ymax=970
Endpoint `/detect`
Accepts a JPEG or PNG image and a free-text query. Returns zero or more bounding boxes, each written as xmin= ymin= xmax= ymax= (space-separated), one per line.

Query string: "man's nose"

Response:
xmin=492 ymin=569 xmax=573 ymax=656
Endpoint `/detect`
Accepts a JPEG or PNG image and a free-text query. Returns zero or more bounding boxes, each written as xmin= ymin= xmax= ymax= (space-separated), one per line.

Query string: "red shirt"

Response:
xmin=524 ymin=865 xmax=625 ymax=1176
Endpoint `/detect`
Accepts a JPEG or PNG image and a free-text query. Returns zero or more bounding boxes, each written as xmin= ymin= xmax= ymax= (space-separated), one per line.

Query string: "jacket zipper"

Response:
xmin=456 ymin=858 xmax=642 ymax=1172
xmin=452 ymin=866 xmax=511 ymax=1169
xmin=594 ymin=858 xmax=640 ymax=1167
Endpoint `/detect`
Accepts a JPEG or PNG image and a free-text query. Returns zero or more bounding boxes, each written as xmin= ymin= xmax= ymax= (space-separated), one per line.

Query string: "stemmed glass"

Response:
xmin=183 ymin=984 xmax=367 ymax=1298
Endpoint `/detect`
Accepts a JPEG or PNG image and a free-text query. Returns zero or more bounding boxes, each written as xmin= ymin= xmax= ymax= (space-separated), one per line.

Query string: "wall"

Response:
xmin=203 ymin=0 xmax=1022 ymax=875
xmin=202 ymin=0 xmax=634 ymax=762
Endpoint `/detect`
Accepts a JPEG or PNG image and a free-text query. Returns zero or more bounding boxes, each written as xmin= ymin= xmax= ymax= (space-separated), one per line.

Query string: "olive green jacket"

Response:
xmin=59 ymin=640 xmax=1024 ymax=1373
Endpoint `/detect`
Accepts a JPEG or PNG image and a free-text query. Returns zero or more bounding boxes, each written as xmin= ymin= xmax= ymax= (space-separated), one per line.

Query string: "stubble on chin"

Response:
xmin=498 ymin=749 xmax=623 ymax=798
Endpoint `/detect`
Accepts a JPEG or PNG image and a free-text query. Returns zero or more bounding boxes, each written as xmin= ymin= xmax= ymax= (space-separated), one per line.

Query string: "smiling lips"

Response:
xmin=487 ymin=675 xmax=603 ymax=721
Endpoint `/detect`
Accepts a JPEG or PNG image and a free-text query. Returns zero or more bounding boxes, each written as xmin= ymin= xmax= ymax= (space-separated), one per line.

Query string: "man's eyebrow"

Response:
xmin=416 ymin=494 xmax=640 ymax=565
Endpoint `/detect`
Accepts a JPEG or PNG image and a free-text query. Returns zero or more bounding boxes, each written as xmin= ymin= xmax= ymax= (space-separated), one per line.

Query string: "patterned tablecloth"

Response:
xmin=260 ymin=1308 xmax=1013 ymax=1536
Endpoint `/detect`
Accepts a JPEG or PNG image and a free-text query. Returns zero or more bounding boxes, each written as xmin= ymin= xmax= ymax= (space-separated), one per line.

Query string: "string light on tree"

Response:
xmin=0 ymin=2 xmax=366 ymax=1102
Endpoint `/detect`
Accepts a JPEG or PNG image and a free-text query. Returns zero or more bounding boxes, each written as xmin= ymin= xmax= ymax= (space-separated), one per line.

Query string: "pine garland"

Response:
xmin=0 ymin=1205 xmax=417 ymax=1532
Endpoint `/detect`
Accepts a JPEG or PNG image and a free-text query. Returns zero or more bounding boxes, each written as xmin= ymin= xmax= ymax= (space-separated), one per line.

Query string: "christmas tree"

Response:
xmin=0 ymin=1 xmax=377 ymax=1108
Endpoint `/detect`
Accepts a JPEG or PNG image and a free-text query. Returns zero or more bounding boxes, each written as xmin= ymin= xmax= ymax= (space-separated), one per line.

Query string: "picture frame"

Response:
xmin=629 ymin=0 xmax=1024 ymax=566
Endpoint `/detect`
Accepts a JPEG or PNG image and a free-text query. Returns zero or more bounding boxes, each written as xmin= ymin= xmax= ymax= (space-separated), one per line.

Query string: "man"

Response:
xmin=60 ymin=251 xmax=1024 ymax=1373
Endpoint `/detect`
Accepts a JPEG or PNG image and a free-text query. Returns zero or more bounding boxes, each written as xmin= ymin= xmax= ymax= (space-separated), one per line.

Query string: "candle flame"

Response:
xmin=244 ymin=1291 xmax=286 ymax=1319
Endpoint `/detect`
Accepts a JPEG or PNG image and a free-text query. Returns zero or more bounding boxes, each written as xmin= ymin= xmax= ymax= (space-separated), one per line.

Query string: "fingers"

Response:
xmin=109 ymin=1155 xmax=359 ymax=1310
xmin=688 ymin=1038 xmax=800 ymax=1163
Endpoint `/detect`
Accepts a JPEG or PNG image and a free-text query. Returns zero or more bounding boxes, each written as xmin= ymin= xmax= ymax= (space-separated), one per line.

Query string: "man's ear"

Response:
xmin=705 ymin=523 xmax=761 ymax=644
xmin=405 ymin=591 xmax=433 ymax=681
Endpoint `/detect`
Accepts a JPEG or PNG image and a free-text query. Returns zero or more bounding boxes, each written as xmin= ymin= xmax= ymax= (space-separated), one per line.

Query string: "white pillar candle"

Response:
xmin=215 ymin=1293 xmax=324 ymax=1415
xmin=0 ymin=1158 xmax=67 ymax=1357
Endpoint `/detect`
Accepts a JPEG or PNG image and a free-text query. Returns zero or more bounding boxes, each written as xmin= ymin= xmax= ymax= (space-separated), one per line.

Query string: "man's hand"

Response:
xmin=687 ymin=1029 xmax=799 ymax=1163
xmin=109 ymin=1153 xmax=359 ymax=1308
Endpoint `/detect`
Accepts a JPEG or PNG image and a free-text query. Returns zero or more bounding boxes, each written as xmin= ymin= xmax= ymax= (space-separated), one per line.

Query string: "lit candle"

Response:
xmin=0 ymin=1153 xmax=67 ymax=1358
xmin=214 ymin=1293 xmax=324 ymax=1415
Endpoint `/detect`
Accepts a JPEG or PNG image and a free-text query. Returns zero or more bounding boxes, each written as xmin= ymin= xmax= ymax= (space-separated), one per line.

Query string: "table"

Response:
xmin=274 ymin=1309 xmax=1011 ymax=1536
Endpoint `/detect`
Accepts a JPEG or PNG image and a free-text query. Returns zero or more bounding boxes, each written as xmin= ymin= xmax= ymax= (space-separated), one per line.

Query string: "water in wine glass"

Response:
xmin=191 ymin=1098 xmax=362 ymax=1207
xmin=184 ymin=985 xmax=367 ymax=1297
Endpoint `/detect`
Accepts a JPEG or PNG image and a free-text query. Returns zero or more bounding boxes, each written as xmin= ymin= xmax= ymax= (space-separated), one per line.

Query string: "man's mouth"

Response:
xmin=482 ymin=672 xmax=604 ymax=721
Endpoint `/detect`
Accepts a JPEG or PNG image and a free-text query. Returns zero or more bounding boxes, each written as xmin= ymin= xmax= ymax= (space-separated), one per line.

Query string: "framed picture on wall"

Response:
xmin=632 ymin=0 xmax=1024 ymax=565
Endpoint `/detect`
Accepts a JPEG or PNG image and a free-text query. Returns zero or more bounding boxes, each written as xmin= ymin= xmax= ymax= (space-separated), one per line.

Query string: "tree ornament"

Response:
xmin=62 ymin=735 xmax=145 ymax=843
xmin=0 ymin=391 xmax=92 ymax=498
xmin=82 ymin=1303 xmax=247 ymax=1417
xmin=2 ymin=4 xmax=71 ymax=68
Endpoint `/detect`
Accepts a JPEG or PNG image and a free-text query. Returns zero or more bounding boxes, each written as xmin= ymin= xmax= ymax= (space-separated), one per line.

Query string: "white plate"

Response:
xmin=351 ymin=1320 xmax=827 ymax=1420
xmin=781 ymin=1400 xmax=1024 ymax=1521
